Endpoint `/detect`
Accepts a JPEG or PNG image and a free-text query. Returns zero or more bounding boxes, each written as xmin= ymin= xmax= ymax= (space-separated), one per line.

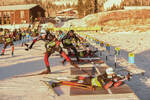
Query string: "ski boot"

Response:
xmin=25 ymin=48 xmax=29 ymax=51
xmin=12 ymin=52 xmax=14 ymax=57
xmin=51 ymin=82 xmax=61 ymax=88
xmin=39 ymin=67 xmax=51 ymax=75
xmin=0 ymin=53 xmax=4 ymax=56
xmin=62 ymin=59 xmax=66 ymax=65
xmin=25 ymin=43 xmax=29 ymax=48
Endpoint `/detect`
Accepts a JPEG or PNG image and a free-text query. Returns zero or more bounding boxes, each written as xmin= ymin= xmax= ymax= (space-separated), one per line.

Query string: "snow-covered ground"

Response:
xmin=1 ymin=29 xmax=150 ymax=100
xmin=0 ymin=23 xmax=54 ymax=30
xmin=79 ymin=30 xmax=150 ymax=100
xmin=0 ymin=24 xmax=30 ymax=29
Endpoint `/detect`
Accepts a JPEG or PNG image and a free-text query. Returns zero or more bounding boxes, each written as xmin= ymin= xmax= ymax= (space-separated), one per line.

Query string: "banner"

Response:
xmin=53 ymin=27 xmax=101 ymax=31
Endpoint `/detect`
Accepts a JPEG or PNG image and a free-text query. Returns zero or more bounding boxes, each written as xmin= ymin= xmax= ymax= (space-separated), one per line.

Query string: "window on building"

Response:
xmin=2 ymin=12 xmax=10 ymax=24
xmin=20 ymin=11 xmax=24 ymax=19
xmin=3 ymin=12 xmax=7 ymax=24
xmin=6 ymin=12 xmax=10 ymax=16
xmin=10 ymin=12 xmax=14 ymax=24
xmin=37 ymin=12 xmax=41 ymax=17
xmin=6 ymin=12 xmax=10 ymax=24
xmin=0 ymin=12 xmax=1 ymax=24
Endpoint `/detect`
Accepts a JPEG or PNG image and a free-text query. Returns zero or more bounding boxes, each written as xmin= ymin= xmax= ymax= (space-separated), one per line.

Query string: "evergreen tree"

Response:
xmin=72 ymin=2 xmax=77 ymax=9
xmin=25 ymin=0 xmax=29 ymax=4
xmin=78 ymin=0 xmax=84 ymax=18
xmin=62 ymin=4 xmax=65 ymax=9
xmin=84 ymin=0 xmax=93 ymax=15
xmin=66 ymin=3 xmax=71 ymax=8
xmin=94 ymin=0 xmax=98 ymax=13
xmin=68 ymin=3 xmax=71 ymax=8
xmin=98 ymin=0 xmax=106 ymax=12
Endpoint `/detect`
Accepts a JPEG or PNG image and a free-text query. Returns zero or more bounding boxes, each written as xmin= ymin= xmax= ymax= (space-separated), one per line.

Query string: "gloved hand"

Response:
xmin=24 ymin=43 xmax=29 ymax=48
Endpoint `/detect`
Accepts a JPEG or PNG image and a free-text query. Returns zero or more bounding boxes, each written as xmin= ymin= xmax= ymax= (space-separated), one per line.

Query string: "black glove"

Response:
xmin=24 ymin=43 xmax=29 ymax=48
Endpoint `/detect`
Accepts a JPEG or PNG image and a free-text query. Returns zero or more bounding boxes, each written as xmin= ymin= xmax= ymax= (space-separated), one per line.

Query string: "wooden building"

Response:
xmin=0 ymin=4 xmax=45 ymax=25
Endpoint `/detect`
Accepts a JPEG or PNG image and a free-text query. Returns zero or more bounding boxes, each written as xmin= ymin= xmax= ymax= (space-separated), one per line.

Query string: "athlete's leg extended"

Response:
xmin=71 ymin=46 xmax=80 ymax=61
xmin=42 ymin=52 xmax=51 ymax=74
xmin=51 ymin=81 xmax=94 ymax=90
xmin=67 ymin=48 xmax=72 ymax=56
xmin=57 ymin=46 xmax=79 ymax=69
xmin=21 ymin=36 xmax=25 ymax=46
xmin=10 ymin=42 xmax=14 ymax=56
xmin=0 ymin=43 xmax=8 ymax=55
xmin=62 ymin=48 xmax=71 ymax=65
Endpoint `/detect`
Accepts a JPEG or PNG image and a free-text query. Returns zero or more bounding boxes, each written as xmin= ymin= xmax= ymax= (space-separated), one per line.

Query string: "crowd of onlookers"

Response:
xmin=0 ymin=24 xmax=42 ymax=46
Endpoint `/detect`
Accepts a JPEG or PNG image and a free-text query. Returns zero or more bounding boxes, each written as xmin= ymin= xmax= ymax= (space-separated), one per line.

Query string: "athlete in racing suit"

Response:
xmin=61 ymin=30 xmax=81 ymax=64
xmin=0 ymin=30 xmax=14 ymax=56
xmin=25 ymin=30 xmax=79 ymax=74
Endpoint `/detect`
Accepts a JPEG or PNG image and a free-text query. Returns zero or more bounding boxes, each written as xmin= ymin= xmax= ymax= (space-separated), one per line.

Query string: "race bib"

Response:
xmin=47 ymin=41 xmax=56 ymax=48
xmin=6 ymin=38 xmax=11 ymax=43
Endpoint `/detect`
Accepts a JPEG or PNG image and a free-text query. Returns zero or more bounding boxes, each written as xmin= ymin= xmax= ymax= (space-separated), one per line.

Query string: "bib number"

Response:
xmin=6 ymin=38 xmax=11 ymax=43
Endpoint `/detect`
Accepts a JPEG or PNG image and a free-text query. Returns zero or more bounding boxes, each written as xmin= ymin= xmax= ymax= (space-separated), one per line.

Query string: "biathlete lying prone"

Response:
xmin=47 ymin=68 xmax=132 ymax=90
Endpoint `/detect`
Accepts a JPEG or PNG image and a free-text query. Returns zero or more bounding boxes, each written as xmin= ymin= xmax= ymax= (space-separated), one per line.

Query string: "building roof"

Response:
xmin=0 ymin=4 xmax=39 ymax=11
xmin=124 ymin=6 xmax=150 ymax=10
xmin=57 ymin=8 xmax=76 ymax=14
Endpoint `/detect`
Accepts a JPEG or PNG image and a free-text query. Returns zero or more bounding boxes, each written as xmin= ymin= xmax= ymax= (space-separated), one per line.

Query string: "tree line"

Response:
xmin=77 ymin=0 xmax=107 ymax=18
xmin=107 ymin=0 xmax=150 ymax=11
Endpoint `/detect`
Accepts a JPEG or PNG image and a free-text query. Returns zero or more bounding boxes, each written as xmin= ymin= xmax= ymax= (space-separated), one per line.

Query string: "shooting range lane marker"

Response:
xmin=115 ymin=47 xmax=120 ymax=56
xmin=114 ymin=47 xmax=120 ymax=68
xmin=128 ymin=53 xmax=135 ymax=64
xmin=114 ymin=55 xmax=117 ymax=68
xmin=100 ymin=41 xmax=104 ymax=47
xmin=105 ymin=43 xmax=111 ymax=61
xmin=99 ymin=41 xmax=105 ymax=57
xmin=106 ymin=43 xmax=110 ymax=52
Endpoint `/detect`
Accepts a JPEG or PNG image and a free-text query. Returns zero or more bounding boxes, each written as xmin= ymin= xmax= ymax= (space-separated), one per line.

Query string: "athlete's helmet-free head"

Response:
xmin=68 ymin=30 xmax=74 ymax=36
xmin=47 ymin=32 xmax=56 ymax=41
xmin=69 ymin=30 xmax=74 ymax=33
xmin=59 ymin=30 xmax=63 ymax=33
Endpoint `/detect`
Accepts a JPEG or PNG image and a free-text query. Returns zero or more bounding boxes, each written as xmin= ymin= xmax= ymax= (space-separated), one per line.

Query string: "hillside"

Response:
xmin=62 ymin=9 xmax=150 ymax=31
